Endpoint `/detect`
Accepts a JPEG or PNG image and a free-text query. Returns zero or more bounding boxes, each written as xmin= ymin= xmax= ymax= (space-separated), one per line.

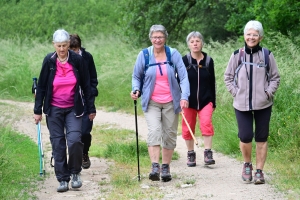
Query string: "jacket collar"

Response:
xmin=244 ymin=42 xmax=262 ymax=54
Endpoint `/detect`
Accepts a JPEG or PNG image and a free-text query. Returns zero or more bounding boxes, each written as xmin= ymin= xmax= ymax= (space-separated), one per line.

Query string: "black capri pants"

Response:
xmin=235 ymin=106 xmax=272 ymax=143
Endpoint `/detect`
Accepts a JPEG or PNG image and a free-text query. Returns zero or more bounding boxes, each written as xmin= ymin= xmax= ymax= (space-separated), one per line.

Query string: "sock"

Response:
xmin=205 ymin=149 xmax=211 ymax=151
xmin=256 ymin=169 xmax=262 ymax=173
xmin=188 ymin=150 xmax=194 ymax=153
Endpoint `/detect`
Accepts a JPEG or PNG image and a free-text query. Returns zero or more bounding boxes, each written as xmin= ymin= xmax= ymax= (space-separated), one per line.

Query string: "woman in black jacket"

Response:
xmin=69 ymin=34 xmax=98 ymax=170
xmin=181 ymin=31 xmax=216 ymax=167
xmin=33 ymin=29 xmax=96 ymax=192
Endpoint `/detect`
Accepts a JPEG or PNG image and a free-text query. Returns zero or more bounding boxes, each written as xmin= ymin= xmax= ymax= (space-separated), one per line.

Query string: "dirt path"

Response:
xmin=0 ymin=100 xmax=287 ymax=200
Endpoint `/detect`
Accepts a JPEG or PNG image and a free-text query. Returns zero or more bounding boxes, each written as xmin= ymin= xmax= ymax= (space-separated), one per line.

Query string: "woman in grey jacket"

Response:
xmin=131 ymin=25 xmax=190 ymax=182
xmin=224 ymin=20 xmax=280 ymax=185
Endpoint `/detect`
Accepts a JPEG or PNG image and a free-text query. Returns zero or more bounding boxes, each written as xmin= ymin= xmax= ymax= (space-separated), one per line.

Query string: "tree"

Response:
xmin=118 ymin=0 xmax=300 ymax=45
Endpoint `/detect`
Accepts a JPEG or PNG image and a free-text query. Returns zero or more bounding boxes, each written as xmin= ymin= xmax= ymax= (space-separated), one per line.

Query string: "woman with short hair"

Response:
xmin=224 ymin=20 xmax=280 ymax=184
xmin=33 ymin=29 xmax=96 ymax=192
xmin=131 ymin=24 xmax=190 ymax=182
xmin=181 ymin=31 xmax=216 ymax=167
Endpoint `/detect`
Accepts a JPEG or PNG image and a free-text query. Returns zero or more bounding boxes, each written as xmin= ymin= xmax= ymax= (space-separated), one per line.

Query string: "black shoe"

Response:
xmin=161 ymin=164 xmax=172 ymax=182
xmin=82 ymin=154 xmax=91 ymax=169
xmin=204 ymin=149 xmax=215 ymax=165
xmin=149 ymin=162 xmax=160 ymax=181
xmin=187 ymin=151 xmax=196 ymax=167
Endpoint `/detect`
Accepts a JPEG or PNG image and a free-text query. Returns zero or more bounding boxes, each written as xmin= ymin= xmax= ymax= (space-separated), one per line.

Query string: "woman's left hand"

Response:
xmin=180 ymin=100 xmax=189 ymax=109
xmin=89 ymin=113 xmax=96 ymax=121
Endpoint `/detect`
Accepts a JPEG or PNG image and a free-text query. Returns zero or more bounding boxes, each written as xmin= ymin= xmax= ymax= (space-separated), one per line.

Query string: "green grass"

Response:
xmin=89 ymin=124 xmax=179 ymax=199
xmin=0 ymin=127 xmax=41 ymax=200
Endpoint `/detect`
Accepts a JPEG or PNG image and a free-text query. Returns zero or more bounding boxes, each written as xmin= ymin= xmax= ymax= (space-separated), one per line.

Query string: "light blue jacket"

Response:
xmin=132 ymin=46 xmax=190 ymax=114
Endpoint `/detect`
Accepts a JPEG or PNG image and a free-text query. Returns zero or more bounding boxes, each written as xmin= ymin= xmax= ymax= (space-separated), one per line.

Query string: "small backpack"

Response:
xmin=186 ymin=52 xmax=211 ymax=74
xmin=234 ymin=47 xmax=270 ymax=86
xmin=139 ymin=45 xmax=179 ymax=94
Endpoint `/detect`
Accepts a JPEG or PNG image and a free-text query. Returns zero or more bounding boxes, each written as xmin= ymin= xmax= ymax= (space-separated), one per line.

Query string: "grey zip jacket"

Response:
xmin=132 ymin=46 xmax=190 ymax=114
xmin=224 ymin=44 xmax=280 ymax=111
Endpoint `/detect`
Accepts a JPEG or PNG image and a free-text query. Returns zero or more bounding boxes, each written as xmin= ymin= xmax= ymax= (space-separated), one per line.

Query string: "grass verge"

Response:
xmin=0 ymin=127 xmax=41 ymax=200
xmin=89 ymin=124 xmax=179 ymax=199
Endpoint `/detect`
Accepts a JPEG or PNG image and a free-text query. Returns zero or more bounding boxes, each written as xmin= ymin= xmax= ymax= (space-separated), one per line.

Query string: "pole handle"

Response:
xmin=32 ymin=77 xmax=37 ymax=95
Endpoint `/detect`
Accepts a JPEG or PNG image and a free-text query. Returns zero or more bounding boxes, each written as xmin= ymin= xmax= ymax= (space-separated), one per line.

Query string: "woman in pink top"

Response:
xmin=33 ymin=29 xmax=96 ymax=192
xmin=131 ymin=25 xmax=190 ymax=182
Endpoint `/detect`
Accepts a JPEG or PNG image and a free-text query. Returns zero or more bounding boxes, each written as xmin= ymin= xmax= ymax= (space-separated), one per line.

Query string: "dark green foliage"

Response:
xmin=118 ymin=0 xmax=198 ymax=46
xmin=118 ymin=0 xmax=299 ymax=45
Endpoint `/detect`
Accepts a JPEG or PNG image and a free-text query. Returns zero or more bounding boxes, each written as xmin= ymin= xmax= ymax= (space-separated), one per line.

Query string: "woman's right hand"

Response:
xmin=130 ymin=90 xmax=140 ymax=100
xmin=33 ymin=114 xmax=42 ymax=124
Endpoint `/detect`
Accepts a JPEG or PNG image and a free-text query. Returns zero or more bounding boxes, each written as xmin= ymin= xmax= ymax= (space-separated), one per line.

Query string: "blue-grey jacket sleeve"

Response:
xmin=132 ymin=51 xmax=145 ymax=92
xmin=172 ymin=49 xmax=190 ymax=100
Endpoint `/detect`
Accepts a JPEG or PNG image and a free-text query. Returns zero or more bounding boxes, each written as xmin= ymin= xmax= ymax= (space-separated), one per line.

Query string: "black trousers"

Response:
xmin=46 ymin=106 xmax=83 ymax=182
xmin=82 ymin=104 xmax=93 ymax=154
xmin=235 ymin=106 xmax=272 ymax=143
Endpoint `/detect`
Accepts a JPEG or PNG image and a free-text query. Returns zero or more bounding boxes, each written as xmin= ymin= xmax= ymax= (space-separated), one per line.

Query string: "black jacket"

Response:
xmin=34 ymin=50 xmax=96 ymax=116
xmin=182 ymin=52 xmax=216 ymax=110
xmin=81 ymin=47 xmax=98 ymax=97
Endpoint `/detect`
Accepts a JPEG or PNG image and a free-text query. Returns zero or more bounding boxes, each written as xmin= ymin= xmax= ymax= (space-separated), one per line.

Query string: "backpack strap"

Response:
xmin=234 ymin=47 xmax=270 ymax=86
xmin=186 ymin=52 xmax=197 ymax=70
xmin=142 ymin=48 xmax=150 ymax=73
xmin=262 ymin=47 xmax=270 ymax=82
xmin=186 ymin=52 xmax=211 ymax=75
xmin=165 ymin=45 xmax=172 ymax=64
xmin=164 ymin=45 xmax=180 ymax=84
xmin=140 ymin=46 xmax=179 ymax=95
xmin=238 ymin=47 xmax=245 ymax=66
xmin=234 ymin=48 xmax=245 ymax=86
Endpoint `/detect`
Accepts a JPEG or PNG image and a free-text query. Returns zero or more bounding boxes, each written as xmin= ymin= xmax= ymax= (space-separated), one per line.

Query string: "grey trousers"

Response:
xmin=46 ymin=106 xmax=83 ymax=182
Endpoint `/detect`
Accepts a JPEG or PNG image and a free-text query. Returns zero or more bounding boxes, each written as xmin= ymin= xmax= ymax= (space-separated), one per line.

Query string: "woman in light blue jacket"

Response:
xmin=131 ymin=24 xmax=189 ymax=182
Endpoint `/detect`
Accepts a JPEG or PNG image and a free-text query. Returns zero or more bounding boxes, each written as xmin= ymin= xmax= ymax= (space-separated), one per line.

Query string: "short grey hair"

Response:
xmin=149 ymin=25 xmax=168 ymax=40
xmin=186 ymin=31 xmax=204 ymax=45
xmin=53 ymin=29 xmax=70 ymax=43
xmin=244 ymin=20 xmax=264 ymax=37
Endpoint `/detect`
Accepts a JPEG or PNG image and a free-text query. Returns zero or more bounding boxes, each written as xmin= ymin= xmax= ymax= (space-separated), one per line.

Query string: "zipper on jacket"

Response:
xmin=249 ymin=50 xmax=253 ymax=110
xmin=197 ymin=68 xmax=200 ymax=110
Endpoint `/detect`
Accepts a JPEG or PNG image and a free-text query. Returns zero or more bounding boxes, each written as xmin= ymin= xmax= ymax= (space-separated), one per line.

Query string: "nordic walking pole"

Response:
xmin=37 ymin=122 xmax=45 ymax=176
xmin=33 ymin=77 xmax=45 ymax=176
xmin=181 ymin=112 xmax=199 ymax=148
xmin=133 ymin=91 xmax=141 ymax=181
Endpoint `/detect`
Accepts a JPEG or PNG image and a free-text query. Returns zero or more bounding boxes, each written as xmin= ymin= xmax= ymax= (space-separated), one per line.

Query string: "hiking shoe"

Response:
xmin=71 ymin=173 xmax=82 ymax=188
xmin=82 ymin=154 xmax=91 ymax=169
xmin=242 ymin=163 xmax=253 ymax=182
xmin=204 ymin=149 xmax=215 ymax=165
xmin=149 ymin=162 xmax=160 ymax=181
xmin=254 ymin=171 xmax=265 ymax=184
xmin=57 ymin=181 xmax=69 ymax=192
xmin=187 ymin=151 xmax=196 ymax=167
xmin=161 ymin=164 xmax=172 ymax=182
